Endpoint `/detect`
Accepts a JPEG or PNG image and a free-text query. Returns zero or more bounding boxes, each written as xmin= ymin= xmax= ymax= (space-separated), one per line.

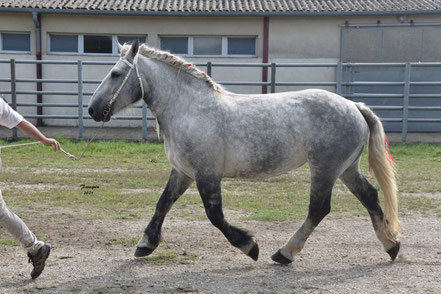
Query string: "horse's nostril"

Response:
xmin=88 ymin=107 xmax=94 ymax=117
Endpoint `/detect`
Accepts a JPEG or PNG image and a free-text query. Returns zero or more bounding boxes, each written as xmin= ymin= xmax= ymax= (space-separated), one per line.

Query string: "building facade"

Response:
xmin=1 ymin=1 xmax=441 ymax=130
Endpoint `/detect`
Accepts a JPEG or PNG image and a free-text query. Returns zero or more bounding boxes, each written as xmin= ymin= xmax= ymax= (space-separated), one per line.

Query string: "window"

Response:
xmin=48 ymin=34 xmax=147 ymax=55
xmin=160 ymin=37 xmax=188 ymax=54
xmin=193 ymin=37 xmax=222 ymax=55
xmin=50 ymin=34 xmax=78 ymax=53
xmin=117 ymin=36 xmax=148 ymax=53
xmin=160 ymin=36 xmax=256 ymax=57
xmin=0 ymin=33 xmax=31 ymax=52
xmin=84 ymin=35 xmax=112 ymax=54
xmin=118 ymin=35 xmax=146 ymax=46
xmin=228 ymin=37 xmax=256 ymax=55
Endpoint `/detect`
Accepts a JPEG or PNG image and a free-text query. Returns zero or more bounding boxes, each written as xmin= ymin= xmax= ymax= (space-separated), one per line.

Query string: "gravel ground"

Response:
xmin=1 ymin=208 xmax=440 ymax=293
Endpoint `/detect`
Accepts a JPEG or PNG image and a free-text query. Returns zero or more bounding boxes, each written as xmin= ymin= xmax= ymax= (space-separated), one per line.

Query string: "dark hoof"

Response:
xmin=247 ymin=243 xmax=259 ymax=261
xmin=271 ymin=250 xmax=292 ymax=265
xmin=134 ymin=247 xmax=154 ymax=258
xmin=387 ymin=242 xmax=400 ymax=262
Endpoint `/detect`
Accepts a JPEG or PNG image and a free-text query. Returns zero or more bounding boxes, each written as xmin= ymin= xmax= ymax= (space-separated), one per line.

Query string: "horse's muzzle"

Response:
xmin=88 ymin=106 xmax=110 ymax=122
xmin=88 ymin=107 xmax=95 ymax=118
xmin=88 ymin=106 xmax=100 ymax=122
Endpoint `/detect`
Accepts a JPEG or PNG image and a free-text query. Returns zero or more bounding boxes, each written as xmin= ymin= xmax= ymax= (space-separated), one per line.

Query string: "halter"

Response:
xmin=103 ymin=54 xmax=145 ymax=118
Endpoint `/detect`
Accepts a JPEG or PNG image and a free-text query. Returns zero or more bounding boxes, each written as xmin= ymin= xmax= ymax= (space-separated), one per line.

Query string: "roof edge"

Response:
xmin=0 ymin=7 xmax=441 ymax=17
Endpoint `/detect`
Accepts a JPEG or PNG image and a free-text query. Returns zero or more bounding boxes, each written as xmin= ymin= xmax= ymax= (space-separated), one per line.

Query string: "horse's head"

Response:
xmin=88 ymin=39 xmax=144 ymax=122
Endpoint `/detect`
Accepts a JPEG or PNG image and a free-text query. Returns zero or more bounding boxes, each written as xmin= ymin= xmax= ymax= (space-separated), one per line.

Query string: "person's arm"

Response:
xmin=16 ymin=119 xmax=60 ymax=152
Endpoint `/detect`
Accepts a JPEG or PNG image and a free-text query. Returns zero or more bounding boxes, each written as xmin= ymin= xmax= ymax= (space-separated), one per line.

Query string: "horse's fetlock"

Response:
xmin=237 ymin=238 xmax=256 ymax=253
xmin=137 ymin=232 xmax=161 ymax=249
xmin=228 ymin=228 xmax=253 ymax=249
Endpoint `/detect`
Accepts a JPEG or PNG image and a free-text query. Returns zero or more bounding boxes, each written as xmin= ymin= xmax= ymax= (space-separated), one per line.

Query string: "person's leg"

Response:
xmin=0 ymin=190 xmax=50 ymax=279
xmin=0 ymin=190 xmax=43 ymax=253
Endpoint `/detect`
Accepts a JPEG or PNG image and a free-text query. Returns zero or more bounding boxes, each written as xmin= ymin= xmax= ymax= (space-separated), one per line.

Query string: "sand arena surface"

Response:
xmin=1 ymin=207 xmax=440 ymax=293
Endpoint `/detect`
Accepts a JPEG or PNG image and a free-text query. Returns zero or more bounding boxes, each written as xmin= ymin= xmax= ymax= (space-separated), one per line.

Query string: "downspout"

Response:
xmin=32 ymin=11 xmax=43 ymax=126
xmin=262 ymin=16 xmax=269 ymax=94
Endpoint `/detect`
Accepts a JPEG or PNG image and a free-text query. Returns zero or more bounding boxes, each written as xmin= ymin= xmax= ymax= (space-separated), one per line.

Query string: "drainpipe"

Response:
xmin=32 ymin=11 xmax=43 ymax=126
xmin=262 ymin=16 xmax=269 ymax=94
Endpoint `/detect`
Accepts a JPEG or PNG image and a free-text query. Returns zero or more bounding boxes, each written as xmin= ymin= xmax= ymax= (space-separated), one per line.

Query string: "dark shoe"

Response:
xmin=28 ymin=243 xmax=51 ymax=279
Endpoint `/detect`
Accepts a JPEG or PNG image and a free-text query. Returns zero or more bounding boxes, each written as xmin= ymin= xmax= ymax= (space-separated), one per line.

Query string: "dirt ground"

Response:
xmin=1 ymin=208 xmax=440 ymax=294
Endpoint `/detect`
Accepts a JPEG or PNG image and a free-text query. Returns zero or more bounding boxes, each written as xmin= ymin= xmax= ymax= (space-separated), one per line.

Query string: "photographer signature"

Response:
xmin=80 ymin=184 xmax=100 ymax=195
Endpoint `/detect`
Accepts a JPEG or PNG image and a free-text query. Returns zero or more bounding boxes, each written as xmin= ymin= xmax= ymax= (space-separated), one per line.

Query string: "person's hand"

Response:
xmin=42 ymin=138 xmax=61 ymax=152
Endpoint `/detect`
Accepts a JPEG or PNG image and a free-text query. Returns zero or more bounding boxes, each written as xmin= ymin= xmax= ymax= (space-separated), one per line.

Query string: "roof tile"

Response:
xmin=1 ymin=0 xmax=441 ymax=13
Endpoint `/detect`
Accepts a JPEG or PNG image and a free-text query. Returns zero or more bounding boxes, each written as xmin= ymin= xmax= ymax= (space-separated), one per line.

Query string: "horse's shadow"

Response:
xmin=6 ymin=258 xmax=394 ymax=293
xmin=0 ymin=278 xmax=34 ymax=289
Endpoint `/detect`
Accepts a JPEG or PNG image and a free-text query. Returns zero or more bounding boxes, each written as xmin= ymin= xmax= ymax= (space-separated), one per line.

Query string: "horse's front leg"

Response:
xmin=196 ymin=175 xmax=259 ymax=261
xmin=135 ymin=168 xmax=193 ymax=257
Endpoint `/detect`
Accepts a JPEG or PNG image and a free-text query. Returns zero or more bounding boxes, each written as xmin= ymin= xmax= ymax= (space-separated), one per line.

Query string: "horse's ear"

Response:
xmin=117 ymin=42 xmax=123 ymax=52
xmin=130 ymin=39 xmax=140 ymax=57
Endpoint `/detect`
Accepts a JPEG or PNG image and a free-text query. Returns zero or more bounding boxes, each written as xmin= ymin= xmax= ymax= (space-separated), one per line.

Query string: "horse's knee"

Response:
xmin=308 ymin=197 xmax=331 ymax=226
xmin=0 ymin=193 xmax=6 ymax=213
xmin=0 ymin=201 xmax=8 ymax=219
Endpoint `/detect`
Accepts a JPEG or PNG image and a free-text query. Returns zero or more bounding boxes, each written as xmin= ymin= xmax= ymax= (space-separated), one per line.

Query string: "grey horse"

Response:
xmin=88 ymin=40 xmax=400 ymax=265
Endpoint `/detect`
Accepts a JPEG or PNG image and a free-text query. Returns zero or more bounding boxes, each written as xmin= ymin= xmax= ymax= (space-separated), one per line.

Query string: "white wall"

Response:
xmin=1 ymin=12 xmax=441 ymax=128
xmin=0 ymin=13 xmax=38 ymax=126
xmin=39 ymin=15 xmax=264 ymax=126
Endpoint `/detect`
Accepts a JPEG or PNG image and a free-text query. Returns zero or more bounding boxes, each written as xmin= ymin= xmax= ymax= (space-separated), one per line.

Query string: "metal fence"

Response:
xmin=1 ymin=59 xmax=441 ymax=142
xmin=0 ymin=59 xmax=150 ymax=140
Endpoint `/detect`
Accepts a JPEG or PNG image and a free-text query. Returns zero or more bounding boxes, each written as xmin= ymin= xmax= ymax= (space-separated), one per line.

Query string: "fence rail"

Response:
xmin=1 ymin=59 xmax=441 ymax=142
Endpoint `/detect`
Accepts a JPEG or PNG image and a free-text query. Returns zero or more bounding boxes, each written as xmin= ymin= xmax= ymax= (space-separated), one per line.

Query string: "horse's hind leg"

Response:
xmin=196 ymin=175 xmax=259 ymax=261
xmin=135 ymin=168 xmax=193 ymax=257
xmin=340 ymin=164 xmax=400 ymax=261
xmin=272 ymin=171 xmax=337 ymax=265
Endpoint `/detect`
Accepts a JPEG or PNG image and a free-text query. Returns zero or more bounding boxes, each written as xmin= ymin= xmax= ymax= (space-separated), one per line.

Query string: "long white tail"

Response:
xmin=356 ymin=103 xmax=400 ymax=240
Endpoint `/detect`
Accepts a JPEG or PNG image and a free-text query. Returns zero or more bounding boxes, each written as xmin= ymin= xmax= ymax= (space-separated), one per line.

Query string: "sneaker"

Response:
xmin=28 ymin=243 xmax=51 ymax=279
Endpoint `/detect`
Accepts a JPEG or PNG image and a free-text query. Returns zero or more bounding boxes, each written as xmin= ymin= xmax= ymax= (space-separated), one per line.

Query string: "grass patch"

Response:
xmin=112 ymin=235 xmax=141 ymax=245
xmin=0 ymin=140 xmax=440 ymax=222
xmin=136 ymin=249 xmax=197 ymax=265
xmin=0 ymin=238 xmax=18 ymax=247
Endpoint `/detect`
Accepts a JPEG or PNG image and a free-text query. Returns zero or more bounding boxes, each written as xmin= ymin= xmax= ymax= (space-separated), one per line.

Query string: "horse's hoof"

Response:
xmin=271 ymin=250 xmax=292 ymax=265
xmin=247 ymin=243 xmax=259 ymax=261
xmin=387 ymin=241 xmax=400 ymax=262
xmin=134 ymin=247 xmax=154 ymax=257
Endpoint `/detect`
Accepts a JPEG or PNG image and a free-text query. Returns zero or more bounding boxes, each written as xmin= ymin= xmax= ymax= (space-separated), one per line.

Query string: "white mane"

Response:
xmin=120 ymin=43 xmax=225 ymax=93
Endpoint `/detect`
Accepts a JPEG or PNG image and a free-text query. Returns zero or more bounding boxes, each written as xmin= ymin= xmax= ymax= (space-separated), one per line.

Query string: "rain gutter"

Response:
xmin=262 ymin=16 xmax=269 ymax=94
xmin=340 ymin=22 xmax=441 ymax=28
xmin=1 ymin=7 xmax=441 ymax=17
xmin=32 ymin=11 xmax=43 ymax=126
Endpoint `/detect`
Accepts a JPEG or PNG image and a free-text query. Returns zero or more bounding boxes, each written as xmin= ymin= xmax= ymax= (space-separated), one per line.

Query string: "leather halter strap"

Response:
xmin=103 ymin=54 xmax=145 ymax=117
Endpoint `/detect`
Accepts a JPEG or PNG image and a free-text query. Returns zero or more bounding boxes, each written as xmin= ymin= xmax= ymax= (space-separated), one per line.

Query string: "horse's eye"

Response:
xmin=111 ymin=71 xmax=121 ymax=78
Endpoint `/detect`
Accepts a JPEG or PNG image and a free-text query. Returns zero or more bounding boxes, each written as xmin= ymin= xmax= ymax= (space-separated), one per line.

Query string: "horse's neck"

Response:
xmin=141 ymin=58 xmax=216 ymax=131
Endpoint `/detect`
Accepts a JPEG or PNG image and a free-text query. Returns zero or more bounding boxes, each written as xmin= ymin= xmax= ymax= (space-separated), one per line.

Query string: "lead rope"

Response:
xmin=0 ymin=141 xmax=79 ymax=165
xmin=75 ymin=121 xmax=105 ymax=160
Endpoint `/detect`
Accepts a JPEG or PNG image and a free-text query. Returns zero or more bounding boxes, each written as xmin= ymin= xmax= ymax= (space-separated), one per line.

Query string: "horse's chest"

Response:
xmin=164 ymin=139 xmax=202 ymax=179
xmin=163 ymin=138 xmax=196 ymax=179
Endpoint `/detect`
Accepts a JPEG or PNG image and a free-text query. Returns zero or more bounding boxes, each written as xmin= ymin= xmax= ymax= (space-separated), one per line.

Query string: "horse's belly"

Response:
xmin=223 ymin=145 xmax=307 ymax=179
